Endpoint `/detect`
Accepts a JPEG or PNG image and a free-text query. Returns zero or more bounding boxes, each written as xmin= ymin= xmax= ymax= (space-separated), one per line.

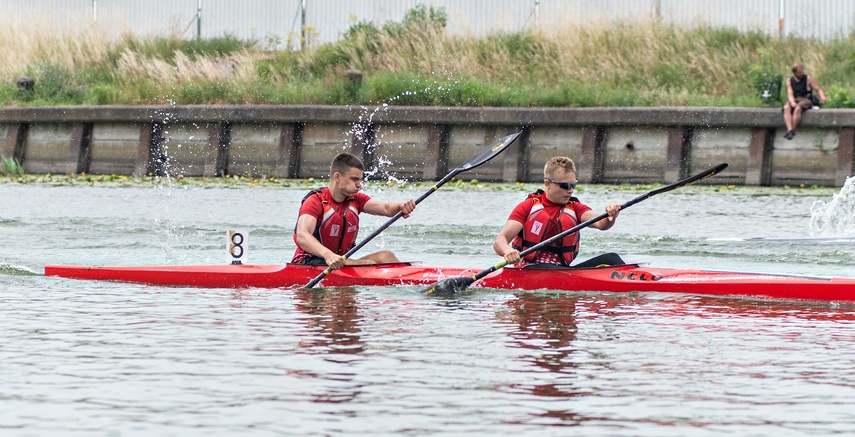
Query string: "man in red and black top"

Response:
xmin=493 ymin=156 xmax=621 ymax=267
xmin=292 ymin=153 xmax=416 ymax=270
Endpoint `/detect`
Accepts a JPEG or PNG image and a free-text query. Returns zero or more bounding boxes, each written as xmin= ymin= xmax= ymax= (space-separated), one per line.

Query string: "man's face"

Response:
xmin=794 ymin=66 xmax=805 ymax=79
xmin=544 ymin=170 xmax=577 ymax=204
xmin=335 ymin=167 xmax=364 ymax=197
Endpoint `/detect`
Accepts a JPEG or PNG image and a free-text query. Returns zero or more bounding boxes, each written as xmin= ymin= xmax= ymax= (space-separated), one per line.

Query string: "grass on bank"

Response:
xmin=1 ymin=155 xmax=25 ymax=176
xmin=3 ymin=5 xmax=855 ymax=108
xmin=0 ymin=171 xmax=835 ymax=198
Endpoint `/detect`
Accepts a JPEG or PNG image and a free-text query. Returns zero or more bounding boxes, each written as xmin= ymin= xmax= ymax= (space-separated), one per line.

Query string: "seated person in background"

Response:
xmin=494 ymin=156 xmax=622 ymax=268
xmin=783 ymin=63 xmax=827 ymax=140
xmin=292 ymin=152 xmax=415 ymax=270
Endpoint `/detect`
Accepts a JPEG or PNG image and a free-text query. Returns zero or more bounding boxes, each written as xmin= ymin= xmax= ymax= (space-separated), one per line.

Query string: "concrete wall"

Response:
xmin=2 ymin=105 xmax=855 ymax=186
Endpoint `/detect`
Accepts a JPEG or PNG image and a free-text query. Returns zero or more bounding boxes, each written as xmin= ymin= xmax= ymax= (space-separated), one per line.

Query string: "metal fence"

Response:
xmin=2 ymin=0 xmax=854 ymax=46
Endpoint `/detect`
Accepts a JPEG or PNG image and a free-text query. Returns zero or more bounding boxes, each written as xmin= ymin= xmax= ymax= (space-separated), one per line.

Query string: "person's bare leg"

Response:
xmin=792 ymin=106 xmax=804 ymax=132
xmin=358 ymin=250 xmax=401 ymax=264
xmin=783 ymin=103 xmax=795 ymax=132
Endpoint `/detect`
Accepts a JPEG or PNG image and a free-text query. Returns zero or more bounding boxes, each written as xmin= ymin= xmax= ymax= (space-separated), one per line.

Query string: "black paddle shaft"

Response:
xmin=422 ymin=162 xmax=728 ymax=294
xmin=303 ymin=131 xmax=523 ymax=288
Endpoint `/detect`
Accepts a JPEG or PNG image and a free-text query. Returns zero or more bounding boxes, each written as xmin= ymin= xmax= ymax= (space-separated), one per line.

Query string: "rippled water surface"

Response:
xmin=2 ymin=180 xmax=855 ymax=436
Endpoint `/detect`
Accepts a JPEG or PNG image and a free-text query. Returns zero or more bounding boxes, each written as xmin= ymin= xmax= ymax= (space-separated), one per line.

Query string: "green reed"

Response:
xmin=1 ymin=155 xmax=25 ymax=176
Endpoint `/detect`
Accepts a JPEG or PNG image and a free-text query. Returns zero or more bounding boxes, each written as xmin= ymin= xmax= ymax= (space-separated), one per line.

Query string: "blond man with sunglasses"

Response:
xmin=494 ymin=156 xmax=621 ymax=267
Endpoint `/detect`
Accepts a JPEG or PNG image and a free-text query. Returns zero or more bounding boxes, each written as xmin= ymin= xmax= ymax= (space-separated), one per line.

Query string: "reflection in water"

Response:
xmin=498 ymin=294 xmax=640 ymax=384
xmin=499 ymin=294 xmax=587 ymax=426
xmin=491 ymin=291 xmax=855 ymax=429
xmin=606 ymin=293 xmax=855 ymax=323
xmin=292 ymin=287 xmax=365 ymax=355
xmin=290 ymin=287 xmax=366 ymax=404
xmin=500 ymin=294 xmax=582 ymax=376
xmin=494 ymin=294 xmax=628 ymax=427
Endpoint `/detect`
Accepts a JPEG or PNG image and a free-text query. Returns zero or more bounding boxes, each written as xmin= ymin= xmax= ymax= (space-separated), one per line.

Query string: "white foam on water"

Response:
xmin=810 ymin=176 xmax=855 ymax=236
xmin=0 ymin=263 xmax=40 ymax=276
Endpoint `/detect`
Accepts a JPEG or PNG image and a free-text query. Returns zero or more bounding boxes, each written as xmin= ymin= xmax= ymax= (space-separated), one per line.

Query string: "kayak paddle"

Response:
xmin=421 ymin=162 xmax=729 ymax=295
xmin=303 ymin=131 xmax=523 ymax=288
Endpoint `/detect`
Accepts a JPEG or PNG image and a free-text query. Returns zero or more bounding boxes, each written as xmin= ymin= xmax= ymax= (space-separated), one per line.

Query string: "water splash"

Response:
xmin=149 ymin=102 xmax=196 ymax=263
xmin=0 ymin=263 xmax=40 ymax=276
xmin=349 ymin=75 xmax=468 ymax=184
xmin=810 ymin=176 xmax=855 ymax=236
xmin=349 ymin=104 xmax=392 ymax=183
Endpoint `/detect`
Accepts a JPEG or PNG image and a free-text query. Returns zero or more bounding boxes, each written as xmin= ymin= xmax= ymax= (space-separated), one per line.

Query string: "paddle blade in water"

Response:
xmin=421 ymin=276 xmax=476 ymax=295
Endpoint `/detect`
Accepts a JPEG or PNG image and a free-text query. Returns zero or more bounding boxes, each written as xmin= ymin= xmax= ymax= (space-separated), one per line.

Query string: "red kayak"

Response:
xmin=44 ymin=262 xmax=855 ymax=302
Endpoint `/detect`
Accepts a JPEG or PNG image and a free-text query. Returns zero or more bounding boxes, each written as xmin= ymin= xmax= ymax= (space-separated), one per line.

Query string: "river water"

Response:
xmin=2 ymin=177 xmax=855 ymax=436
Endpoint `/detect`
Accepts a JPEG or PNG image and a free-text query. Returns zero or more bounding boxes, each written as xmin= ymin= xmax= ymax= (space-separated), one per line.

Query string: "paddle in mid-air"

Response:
xmin=302 ymin=131 xmax=523 ymax=288
xmin=422 ymin=162 xmax=729 ymax=295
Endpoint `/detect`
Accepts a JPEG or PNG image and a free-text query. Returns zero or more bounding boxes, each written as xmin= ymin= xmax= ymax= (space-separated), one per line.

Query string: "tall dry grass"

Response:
xmin=0 ymin=11 xmax=113 ymax=78
xmin=2 ymin=7 xmax=853 ymax=108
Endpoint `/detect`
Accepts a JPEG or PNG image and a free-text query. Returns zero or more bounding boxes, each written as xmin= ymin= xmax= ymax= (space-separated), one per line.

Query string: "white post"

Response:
xmin=301 ymin=0 xmax=307 ymax=50
xmin=535 ymin=0 xmax=539 ymax=28
xmin=93 ymin=0 xmax=97 ymax=22
xmin=778 ymin=0 xmax=784 ymax=39
xmin=197 ymin=0 xmax=202 ymax=40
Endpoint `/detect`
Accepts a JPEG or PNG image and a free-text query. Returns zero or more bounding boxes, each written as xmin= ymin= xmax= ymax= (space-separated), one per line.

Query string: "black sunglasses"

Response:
xmin=546 ymin=179 xmax=578 ymax=190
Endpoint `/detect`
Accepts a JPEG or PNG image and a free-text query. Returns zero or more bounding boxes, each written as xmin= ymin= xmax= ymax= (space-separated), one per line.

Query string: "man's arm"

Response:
xmin=362 ymin=198 xmax=416 ymax=217
xmin=786 ymin=78 xmax=797 ymax=107
xmin=494 ymin=220 xmax=524 ymax=264
xmin=809 ymin=76 xmax=828 ymax=103
xmin=583 ymin=204 xmax=621 ymax=230
xmin=294 ymin=214 xmax=346 ymax=269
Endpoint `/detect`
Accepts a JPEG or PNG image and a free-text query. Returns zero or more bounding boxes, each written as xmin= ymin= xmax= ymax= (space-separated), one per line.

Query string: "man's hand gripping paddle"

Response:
xmin=303 ymin=131 xmax=523 ymax=288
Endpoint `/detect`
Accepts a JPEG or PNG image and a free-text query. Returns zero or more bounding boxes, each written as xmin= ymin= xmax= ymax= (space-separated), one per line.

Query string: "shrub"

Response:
xmin=826 ymin=84 xmax=855 ymax=108
xmin=1 ymin=155 xmax=25 ymax=176
xmin=748 ymin=49 xmax=784 ymax=106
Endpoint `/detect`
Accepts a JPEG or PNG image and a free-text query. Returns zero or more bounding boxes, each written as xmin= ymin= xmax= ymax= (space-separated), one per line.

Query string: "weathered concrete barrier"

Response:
xmin=2 ymin=105 xmax=854 ymax=186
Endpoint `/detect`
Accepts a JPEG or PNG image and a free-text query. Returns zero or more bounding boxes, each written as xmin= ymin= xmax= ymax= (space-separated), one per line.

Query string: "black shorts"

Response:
xmin=295 ymin=255 xmax=328 ymax=266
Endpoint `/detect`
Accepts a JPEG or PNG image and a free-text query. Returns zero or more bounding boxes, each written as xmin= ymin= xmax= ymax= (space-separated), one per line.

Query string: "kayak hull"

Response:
xmin=44 ymin=263 xmax=471 ymax=289
xmin=44 ymin=262 xmax=855 ymax=302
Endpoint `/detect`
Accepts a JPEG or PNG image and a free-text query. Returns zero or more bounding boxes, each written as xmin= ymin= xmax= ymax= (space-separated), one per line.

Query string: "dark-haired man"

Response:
xmin=292 ymin=153 xmax=416 ymax=270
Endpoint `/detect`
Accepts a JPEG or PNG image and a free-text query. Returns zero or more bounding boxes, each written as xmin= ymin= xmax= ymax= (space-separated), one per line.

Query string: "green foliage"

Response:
xmin=825 ymin=84 xmax=855 ymax=108
xmin=705 ymin=26 xmax=768 ymax=50
xmin=748 ymin=48 xmax=785 ymax=106
xmin=20 ymin=63 xmax=86 ymax=105
xmin=500 ymin=32 xmax=537 ymax=58
xmin=0 ymin=81 xmax=16 ymax=102
xmin=112 ymin=33 xmax=256 ymax=63
xmin=172 ymin=81 xmax=234 ymax=104
xmin=385 ymin=4 xmax=447 ymax=35
xmin=819 ymin=32 xmax=855 ymax=86
xmin=343 ymin=21 xmax=380 ymax=41
xmin=1 ymin=155 xmax=25 ymax=176
xmin=303 ymin=44 xmax=352 ymax=76
xmin=87 ymin=83 xmax=123 ymax=105
xmin=365 ymin=72 xmax=509 ymax=106
xmin=475 ymin=31 xmax=541 ymax=77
